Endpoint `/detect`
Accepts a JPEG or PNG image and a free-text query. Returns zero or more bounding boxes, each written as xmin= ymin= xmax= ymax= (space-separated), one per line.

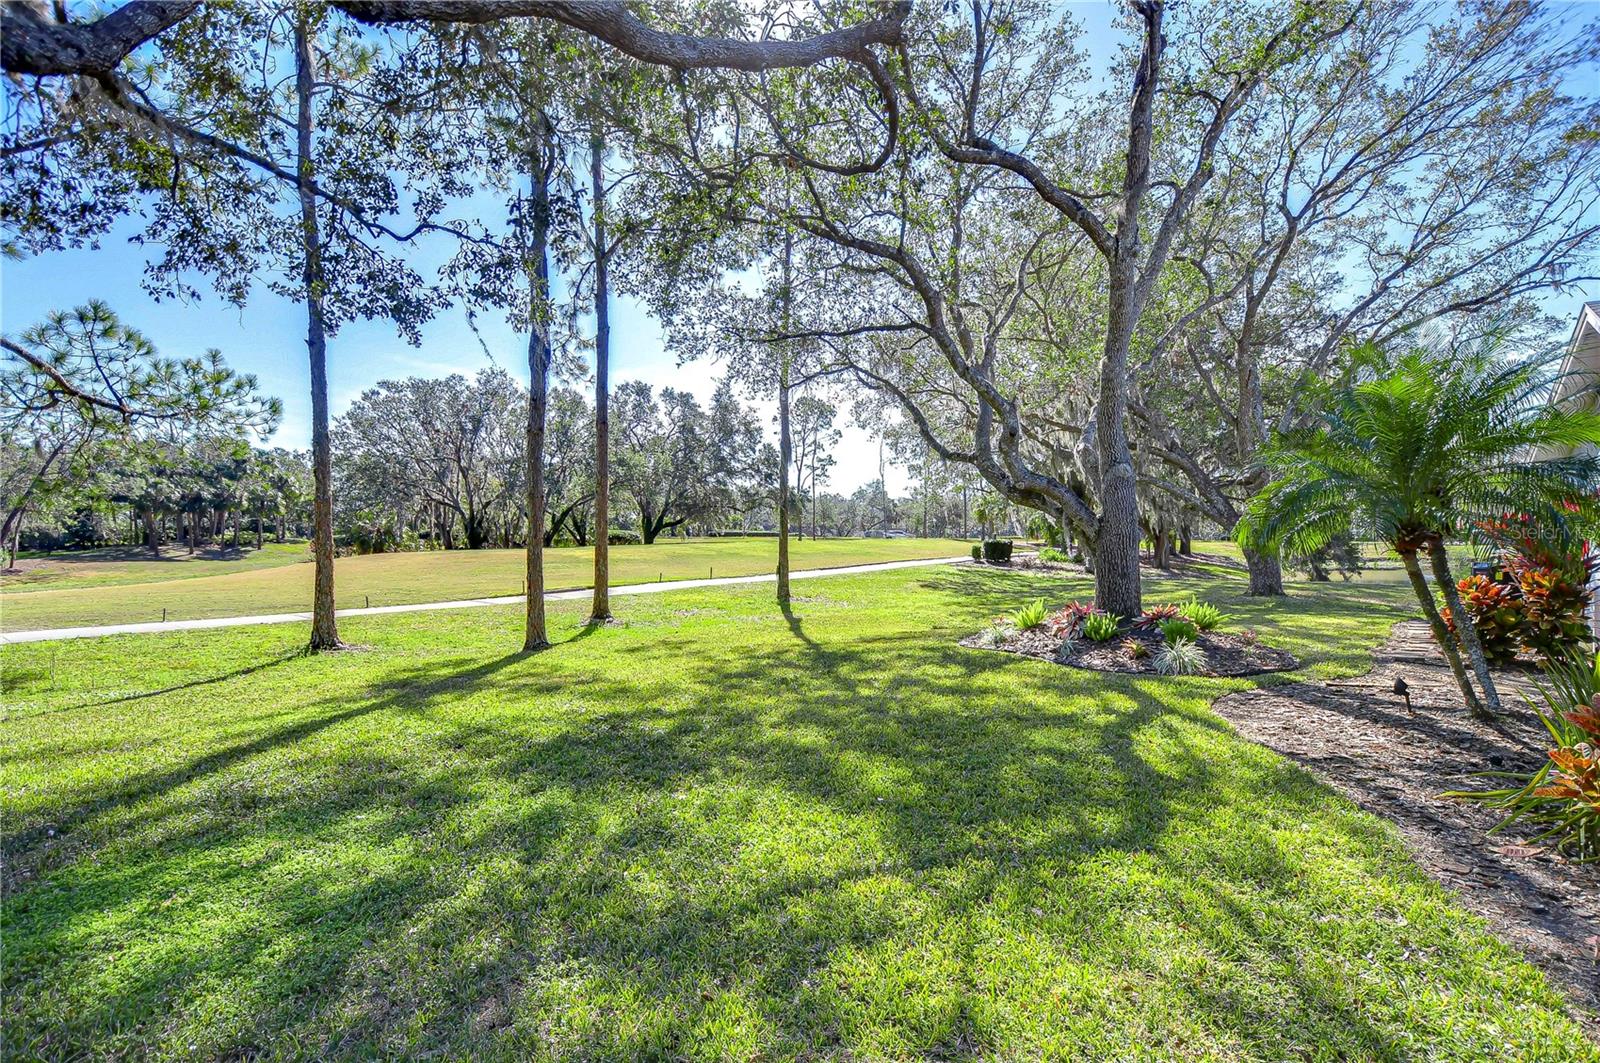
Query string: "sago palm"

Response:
xmin=1238 ymin=332 xmax=1600 ymax=718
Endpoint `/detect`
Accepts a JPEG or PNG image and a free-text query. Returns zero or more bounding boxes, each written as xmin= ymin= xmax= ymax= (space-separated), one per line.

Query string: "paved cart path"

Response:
xmin=1 ymin=555 xmax=974 ymax=644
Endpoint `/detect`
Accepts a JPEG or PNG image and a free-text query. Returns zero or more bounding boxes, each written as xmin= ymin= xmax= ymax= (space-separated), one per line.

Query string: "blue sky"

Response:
xmin=3 ymin=1 xmax=1595 ymax=495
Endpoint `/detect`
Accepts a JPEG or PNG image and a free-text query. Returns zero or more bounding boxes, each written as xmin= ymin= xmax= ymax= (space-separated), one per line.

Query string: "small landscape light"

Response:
xmin=1393 ymin=676 xmax=1412 ymax=713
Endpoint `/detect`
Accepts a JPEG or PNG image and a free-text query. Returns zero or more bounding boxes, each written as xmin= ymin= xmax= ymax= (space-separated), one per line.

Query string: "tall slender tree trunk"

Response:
xmin=776 ymin=228 xmax=793 ymax=604
xmin=589 ymin=132 xmax=612 ymax=622
xmin=523 ymin=117 xmax=554 ymax=652
xmin=296 ymin=18 xmax=341 ymax=651
xmin=1244 ymin=547 xmax=1286 ymax=596
xmin=1400 ymin=546 xmax=1483 ymax=716
xmin=1429 ymin=538 xmax=1500 ymax=717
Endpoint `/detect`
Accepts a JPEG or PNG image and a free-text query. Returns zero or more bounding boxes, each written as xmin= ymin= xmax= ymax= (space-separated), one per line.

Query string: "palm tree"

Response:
xmin=1238 ymin=332 xmax=1600 ymax=719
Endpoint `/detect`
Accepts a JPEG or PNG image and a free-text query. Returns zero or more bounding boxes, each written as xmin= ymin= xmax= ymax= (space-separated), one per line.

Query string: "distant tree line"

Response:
xmin=8 ymin=330 xmax=1005 ymax=562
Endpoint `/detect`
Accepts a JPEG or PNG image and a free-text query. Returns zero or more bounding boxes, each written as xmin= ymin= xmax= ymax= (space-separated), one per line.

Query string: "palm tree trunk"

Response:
xmin=1400 ymin=547 xmax=1483 ymax=717
xmin=1429 ymin=538 xmax=1500 ymax=718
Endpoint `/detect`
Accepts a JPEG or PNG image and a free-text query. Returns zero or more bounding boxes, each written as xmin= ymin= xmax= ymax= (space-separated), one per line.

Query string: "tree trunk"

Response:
xmin=297 ymin=16 xmax=340 ymax=651
xmin=1153 ymin=526 xmax=1171 ymax=570
xmin=1429 ymin=538 xmax=1500 ymax=717
xmin=589 ymin=130 xmax=612 ymax=622
xmin=1093 ymin=292 xmax=1142 ymax=618
xmin=522 ymin=117 xmax=554 ymax=652
xmin=776 ymin=228 xmax=793 ymax=604
xmin=1400 ymin=547 xmax=1482 ymax=716
xmin=143 ymin=508 xmax=159 ymax=553
xmin=255 ymin=511 xmax=264 ymax=549
xmin=1179 ymin=524 xmax=1192 ymax=555
xmin=1244 ymin=547 xmax=1286 ymax=596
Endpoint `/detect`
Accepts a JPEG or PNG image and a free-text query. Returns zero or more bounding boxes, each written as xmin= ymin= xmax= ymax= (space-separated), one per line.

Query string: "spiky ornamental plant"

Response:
xmin=1238 ymin=331 xmax=1600 ymax=719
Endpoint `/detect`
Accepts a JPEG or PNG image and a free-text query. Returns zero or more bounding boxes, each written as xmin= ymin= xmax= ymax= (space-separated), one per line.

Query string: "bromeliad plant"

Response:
xmin=1133 ymin=603 xmax=1184 ymax=629
xmin=1182 ymin=601 xmax=1228 ymax=632
xmin=1082 ymin=612 xmax=1120 ymax=642
xmin=1158 ymin=618 xmax=1198 ymax=644
xmin=1009 ymin=598 xmax=1049 ymax=631
xmin=1237 ymin=333 xmax=1600 ymax=720
xmin=1448 ymin=647 xmax=1600 ymax=861
xmin=1046 ymin=601 xmax=1099 ymax=639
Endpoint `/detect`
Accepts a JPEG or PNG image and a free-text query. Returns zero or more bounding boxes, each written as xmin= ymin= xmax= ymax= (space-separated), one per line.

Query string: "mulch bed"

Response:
xmin=1008 ymin=549 xmax=1246 ymax=580
xmin=960 ymin=622 xmax=1299 ymax=677
xmin=1212 ymin=620 xmax=1600 ymax=1024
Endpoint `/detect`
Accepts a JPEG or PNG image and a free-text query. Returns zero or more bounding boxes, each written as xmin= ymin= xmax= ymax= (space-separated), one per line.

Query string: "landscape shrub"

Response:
xmin=971 ymin=544 xmax=983 ymax=561
xmin=1009 ymin=598 xmax=1048 ymax=631
xmin=1440 ymin=574 xmax=1525 ymax=666
xmin=1475 ymin=516 xmax=1597 ymax=661
xmin=1082 ymin=612 xmax=1120 ymax=642
xmin=1448 ymin=647 xmax=1600 ymax=860
xmin=1155 ymin=637 xmax=1208 ymax=676
xmin=1037 ymin=546 xmax=1069 ymax=563
xmin=607 ymin=528 xmax=643 ymax=545
xmin=1183 ymin=601 xmax=1228 ymax=632
xmin=1515 ymin=561 xmax=1595 ymax=660
xmin=1121 ymin=637 xmax=1149 ymax=660
xmin=1158 ymin=618 xmax=1198 ymax=643
xmin=981 ymin=539 xmax=1014 ymax=563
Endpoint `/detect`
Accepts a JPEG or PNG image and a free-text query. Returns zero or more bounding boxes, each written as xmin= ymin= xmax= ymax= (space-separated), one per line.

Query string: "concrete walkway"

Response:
xmin=0 ymin=555 xmax=973 ymax=645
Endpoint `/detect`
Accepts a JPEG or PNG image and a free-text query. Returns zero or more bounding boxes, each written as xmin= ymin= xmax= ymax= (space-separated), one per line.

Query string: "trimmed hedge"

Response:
xmin=981 ymin=539 xmax=1014 ymax=563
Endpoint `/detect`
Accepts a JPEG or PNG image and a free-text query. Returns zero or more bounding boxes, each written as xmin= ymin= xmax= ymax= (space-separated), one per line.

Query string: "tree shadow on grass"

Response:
xmin=1 ymin=585 xmax=1578 ymax=1059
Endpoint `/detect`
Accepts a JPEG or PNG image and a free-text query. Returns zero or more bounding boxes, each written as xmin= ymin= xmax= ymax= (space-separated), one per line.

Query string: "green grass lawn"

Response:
xmin=3 ymin=565 xmax=1593 ymax=1059
xmin=0 ymin=537 xmax=968 ymax=632
xmin=3 ymin=541 xmax=311 ymax=592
